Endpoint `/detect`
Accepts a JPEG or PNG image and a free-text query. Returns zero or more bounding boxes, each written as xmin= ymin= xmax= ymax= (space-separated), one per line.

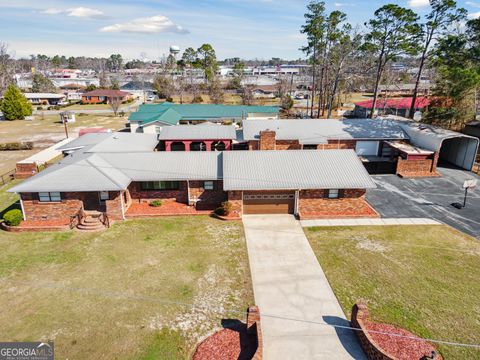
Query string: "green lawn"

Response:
xmin=0 ymin=180 xmax=20 ymax=220
xmin=304 ymin=225 xmax=480 ymax=359
xmin=0 ymin=216 xmax=253 ymax=359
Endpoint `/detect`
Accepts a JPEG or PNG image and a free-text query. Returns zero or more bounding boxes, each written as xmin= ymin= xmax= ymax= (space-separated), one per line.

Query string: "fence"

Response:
xmin=0 ymin=169 xmax=15 ymax=186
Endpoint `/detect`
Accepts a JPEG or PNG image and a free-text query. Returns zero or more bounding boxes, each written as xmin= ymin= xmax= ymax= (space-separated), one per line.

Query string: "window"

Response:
xmin=303 ymin=144 xmax=318 ymax=150
xmin=327 ymin=189 xmax=340 ymax=199
xmin=141 ymin=181 xmax=180 ymax=190
xmin=204 ymin=181 xmax=214 ymax=190
xmin=155 ymin=126 xmax=162 ymax=134
xmin=99 ymin=191 xmax=109 ymax=201
xmin=38 ymin=192 xmax=61 ymax=202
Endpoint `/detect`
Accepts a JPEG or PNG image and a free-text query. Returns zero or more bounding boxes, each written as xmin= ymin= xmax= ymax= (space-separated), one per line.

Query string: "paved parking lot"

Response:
xmin=367 ymin=167 xmax=480 ymax=239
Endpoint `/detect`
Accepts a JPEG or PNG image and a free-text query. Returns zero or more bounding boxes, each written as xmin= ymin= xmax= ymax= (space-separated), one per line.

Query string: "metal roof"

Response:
xmin=9 ymin=151 xmax=222 ymax=193
xmin=241 ymin=119 xmax=408 ymax=144
xmin=56 ymin=133 xmax=113 ymax=151
xmin=9 ymin=152 xmax=130 ymax=193
xmin=100 ymin=152 xmax=222 ymax=181
xmin=129 ymin=103 xmax=279 ymax=125
xmin=223 ymin=150 xmax=376 ymax=191
xmin=157 ymin=125 xmax=237 ymax=140
xmin=24 ymin=93 xmax=65 ymax=99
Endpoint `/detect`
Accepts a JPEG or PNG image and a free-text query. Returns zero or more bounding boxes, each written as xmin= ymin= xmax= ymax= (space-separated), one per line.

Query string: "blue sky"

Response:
xmin=1 ymin=0 xmax=479 ymax=61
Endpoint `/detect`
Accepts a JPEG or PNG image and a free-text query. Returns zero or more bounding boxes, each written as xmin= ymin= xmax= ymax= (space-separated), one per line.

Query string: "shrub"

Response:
xmin=0 ymin=142 xmax=33 ymax=151
xmin=166 ymin=97 xmax=173 ymax=103
xmin=221 ymin=201 xmax=233 ymax=215
xmin=214 ymin=207 xmax=226 ymax=216
xmin=0 ymin=85 xmax=33 ymax=120
xmin=4 ymin=209 xmax=22 ymax=226
xmin=36 ymin=106 xmax=43 ymax=110
xmin=192 ymin=95 xmax=203 ymax=103
xmin=149 ymin=200 xmax=163 ymax=207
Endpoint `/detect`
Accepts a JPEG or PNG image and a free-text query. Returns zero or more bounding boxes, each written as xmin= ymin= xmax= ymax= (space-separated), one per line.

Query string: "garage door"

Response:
xmin=243 ymin=194 xmax=295 ymax=214
xmin=355 ymin=141 xmax=379 ymax=156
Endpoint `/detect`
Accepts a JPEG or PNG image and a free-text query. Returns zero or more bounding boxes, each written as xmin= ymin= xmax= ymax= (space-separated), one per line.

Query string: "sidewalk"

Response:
xmin=301 ymin=217 xmax=441 ymax=227
xmin=243 ymin=215 xmax=366 ymax=360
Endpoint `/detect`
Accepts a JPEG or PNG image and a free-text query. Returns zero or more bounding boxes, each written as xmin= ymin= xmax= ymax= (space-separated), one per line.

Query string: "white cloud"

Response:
xmin=100 ymin=15 xmax=189 ymax=34
xmin=408 ymin=0 xmax=430 ymax=8
xmin=466 ymin=1 xmax=480 ymax=8
xmin=41 ymin=7 xmax=106 ymax=19
xmin=334 ymin=2 xmax=355 ymax=7
xmin=468 ymin=11 xmax=480 ymax=18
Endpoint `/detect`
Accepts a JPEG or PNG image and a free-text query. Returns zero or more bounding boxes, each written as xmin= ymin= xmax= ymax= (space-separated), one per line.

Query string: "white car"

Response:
xmin=147 ymin=95 xmax=156 ymax=101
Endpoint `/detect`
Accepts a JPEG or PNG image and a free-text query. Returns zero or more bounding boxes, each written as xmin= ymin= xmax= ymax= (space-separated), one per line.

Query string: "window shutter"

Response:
xmin=339 ymin=189 xmax=345 ymax=198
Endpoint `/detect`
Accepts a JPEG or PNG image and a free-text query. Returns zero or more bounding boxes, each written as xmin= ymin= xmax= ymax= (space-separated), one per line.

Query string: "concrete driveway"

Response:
xmin=243 ymin=215 xmax=366 ymax=360
xmin=367 ymin=167 xmax=480 ymax=239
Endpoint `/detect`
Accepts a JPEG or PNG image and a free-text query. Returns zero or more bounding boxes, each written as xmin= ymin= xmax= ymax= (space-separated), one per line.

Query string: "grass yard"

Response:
xmin=0 ymin=216 xmax=253 ymax=359
xmin=304 ymin=225 xmax=480 ymax=359
xmin=0 ymin=114 xmax=129 ymax=173
xmin=0 ymin=180 xmax=20 ymax=220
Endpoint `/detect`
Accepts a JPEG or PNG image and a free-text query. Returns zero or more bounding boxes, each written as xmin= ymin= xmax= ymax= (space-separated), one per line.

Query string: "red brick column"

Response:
xmin=247 ymin=306 xmax=263 ymax=360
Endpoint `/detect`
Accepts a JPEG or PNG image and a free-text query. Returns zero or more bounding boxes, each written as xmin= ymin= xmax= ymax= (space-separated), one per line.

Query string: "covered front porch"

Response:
xmin=163 ymin=140 xmax=231 ymax=151
xmin=125 ymin=200 xmax=212 ymax=218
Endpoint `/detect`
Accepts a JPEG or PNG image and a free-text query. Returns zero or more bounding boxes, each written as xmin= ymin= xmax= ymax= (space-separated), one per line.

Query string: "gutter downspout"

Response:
xmin=187 ymin=180 xmax=190 ymax=205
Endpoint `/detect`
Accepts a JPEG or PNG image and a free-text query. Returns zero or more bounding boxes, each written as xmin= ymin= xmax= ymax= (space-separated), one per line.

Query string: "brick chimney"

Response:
xmin=259 ymin=130 xmax=276 ymax=150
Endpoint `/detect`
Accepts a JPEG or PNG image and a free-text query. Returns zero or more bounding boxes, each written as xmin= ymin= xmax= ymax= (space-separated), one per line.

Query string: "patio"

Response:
xmin=126 ymin=199 xmax=213 ymax=218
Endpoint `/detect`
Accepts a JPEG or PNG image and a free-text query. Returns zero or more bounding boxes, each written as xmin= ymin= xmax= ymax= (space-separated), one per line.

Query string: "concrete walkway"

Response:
xmin=243 ymin=215 xmax=366 ymax=360
xmin=301 ymin=217 xmax=441 ymax=228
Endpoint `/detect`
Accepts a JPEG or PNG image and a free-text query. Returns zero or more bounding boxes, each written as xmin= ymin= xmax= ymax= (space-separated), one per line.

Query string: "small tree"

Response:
xmin=153 ymin=73 xmax=175 ymax=99
xmin=208 ymin=77 xmax=224 ymax=104
xmin=281 ymin=94 xmax=294 ymax=115
xmin=240 ymin=84 xmax=255 ymax=105
xmin=109 ymin=96 xmax=122 ymax=117
xmin=0 ymin=84 xmax=32 ymax=120
xmin=32 ymin=73 xmax=56 ymax=93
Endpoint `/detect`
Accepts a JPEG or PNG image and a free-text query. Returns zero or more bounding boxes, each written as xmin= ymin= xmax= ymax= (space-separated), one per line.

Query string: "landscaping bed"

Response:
xmin=0 ymin=216 xmax=253 ymax=359
xmin=304 ymin=225 xmax=480 ymax=359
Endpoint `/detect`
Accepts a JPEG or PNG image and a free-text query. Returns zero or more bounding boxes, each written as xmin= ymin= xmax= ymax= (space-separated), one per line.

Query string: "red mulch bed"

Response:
xmin=1 ymin=219 xmax=70 ymax=232
xmin=126 ymin=200 xmax=212 ymax=218
xmin=300 ymin=202 xmax=379 ymax=219
xmin=193 ymin=321 xmax=257 ymax=360
xmin=366 ymin=321 xmax=441 ymax=360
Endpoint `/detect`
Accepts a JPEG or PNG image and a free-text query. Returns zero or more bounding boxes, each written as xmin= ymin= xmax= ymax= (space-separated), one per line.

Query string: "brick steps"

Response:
xmin=76 ymin=213 xmax=106 ymax=231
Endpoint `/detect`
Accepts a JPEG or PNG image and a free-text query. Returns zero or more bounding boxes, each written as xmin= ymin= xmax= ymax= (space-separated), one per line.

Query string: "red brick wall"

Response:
xmin=227 ymin=191 xmax=243 ymax=217
xmin=187 ymin=181 xmax=227 ymax=210
xmin=15 ymin=163 xmax=38 ymax=179
xmin=298 ymin=189 xmax=378 ymax=219
xmin=396 ymin=152 xmax=439 ymax=178
xmin=318 ymin=139 xmax=357 ymax=150
xmin=249 ymin=139 xmax=355 ymax=151
xmin=20 ymin=192 xmax=91 ymax=221
xmin=276 ymin=140 xmax=301 ymax=150
xmin=128 ymin=181 xmax=189 ymax=204
xmin=259 ymin=130 xmax=276 ymax=150
xmin=105 ymin=191 xmax=124 ymax=220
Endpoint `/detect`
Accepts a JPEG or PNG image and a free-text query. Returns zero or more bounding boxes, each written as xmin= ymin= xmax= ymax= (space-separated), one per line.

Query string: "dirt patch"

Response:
xmin=352 ymin=236 xmax=387 ymax=253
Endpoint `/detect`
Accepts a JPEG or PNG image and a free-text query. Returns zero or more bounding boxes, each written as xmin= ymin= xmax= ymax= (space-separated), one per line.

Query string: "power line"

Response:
xmin=2 ymin=279 xmax=479 ymax=349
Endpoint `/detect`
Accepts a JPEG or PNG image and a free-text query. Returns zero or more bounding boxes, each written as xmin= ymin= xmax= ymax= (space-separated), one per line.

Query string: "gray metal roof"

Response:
xmin=56 ymin=133 xmax=113 ymax=151
xmin=9 ymin=152 xmax=130 ymax=193
xmin=99 ymin=152 xmax=222 ymax=181
xmin=223 ymin=150 xmax=376 ymax=191
xmin=241 ymin=119 xmax=408 ymax=144
xmin=86 ymin=133 xmax=159 ymax=153
xmin=157 ymin=125 xmax=237 ymax=140
xmin=9 ymin=152 xmax=222 ymax=193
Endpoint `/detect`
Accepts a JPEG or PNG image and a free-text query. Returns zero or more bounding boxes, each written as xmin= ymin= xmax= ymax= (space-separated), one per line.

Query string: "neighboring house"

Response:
xmin=24 ymin=93 xmax=65 ymax=105
xmin=377 ymin=84 xmax=430 ymax=97
xmin=157 ymin=124 xmax=237 ymax=151
xmin=9 ymin=137 xmax=377 ymax=224
xmin=241 ymin=118 xmax=479 ymax=174
xmin=81 ymin=89 xmax=132 ymax=104
xmin=353 ymin=97 xmax=430 ymax=118
xmin=120 ymin=81 xmax=155 ymax=98
xmin=128 ymin=102 xmax=279 ymax=133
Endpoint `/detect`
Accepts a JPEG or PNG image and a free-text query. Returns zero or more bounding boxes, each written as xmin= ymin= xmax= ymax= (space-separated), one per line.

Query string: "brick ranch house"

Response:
xmin=8 ymin=133 xmax=377 ymax=227
xmin=240 ymin=118 xmax=479 ymax=176
xmin=81 ymin=89 xmax=132 ymax=104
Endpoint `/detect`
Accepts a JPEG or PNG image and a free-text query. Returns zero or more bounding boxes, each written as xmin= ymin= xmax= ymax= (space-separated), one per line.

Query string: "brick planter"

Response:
xmin=351 ymin=303 xmax=442 ymax=360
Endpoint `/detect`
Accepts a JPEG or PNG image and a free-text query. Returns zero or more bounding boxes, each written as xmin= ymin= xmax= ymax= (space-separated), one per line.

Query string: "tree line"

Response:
xmin=301 ymin=0 xmax=479 ymax=127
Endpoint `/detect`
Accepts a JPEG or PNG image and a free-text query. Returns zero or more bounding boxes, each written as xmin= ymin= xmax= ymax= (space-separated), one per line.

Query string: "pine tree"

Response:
xmin=0 ymin=84 xmax=33 ymax=120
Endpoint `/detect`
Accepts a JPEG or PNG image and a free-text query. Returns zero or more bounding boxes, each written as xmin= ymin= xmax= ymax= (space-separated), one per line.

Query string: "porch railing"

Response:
xmin=69 ymin=208 xmax=85 ymax=229
xmin=100 ymin=212 xmax=110 ymax=228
